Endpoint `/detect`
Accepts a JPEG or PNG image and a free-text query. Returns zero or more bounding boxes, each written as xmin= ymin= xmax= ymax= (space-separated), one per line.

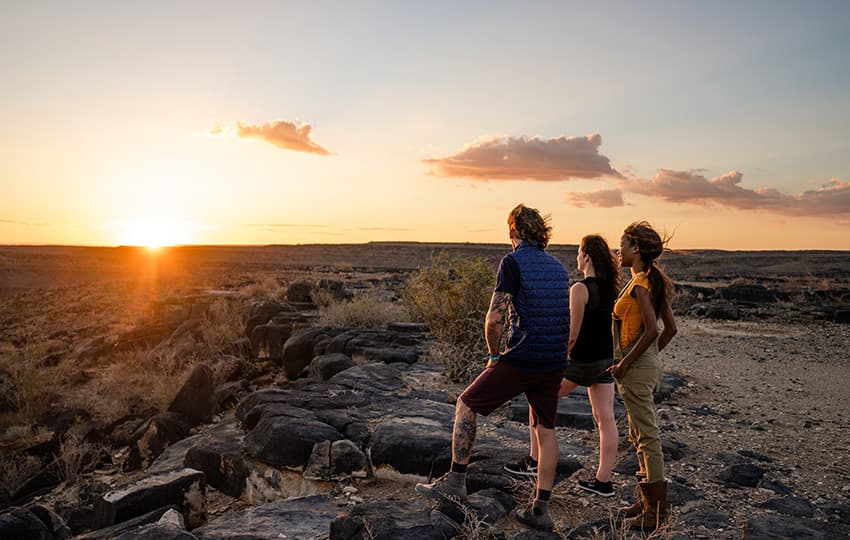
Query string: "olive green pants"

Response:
xmin=613 ymin=319 xmax=665 ymax=483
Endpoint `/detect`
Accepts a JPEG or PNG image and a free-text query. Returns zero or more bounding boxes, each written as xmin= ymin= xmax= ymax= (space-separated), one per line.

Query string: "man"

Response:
xmin=415 ymin=204 xmax=570 ymax=531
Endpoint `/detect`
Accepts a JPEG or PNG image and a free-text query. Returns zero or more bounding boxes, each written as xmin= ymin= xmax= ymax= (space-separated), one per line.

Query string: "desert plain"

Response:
xmin=1 ymin=243 xmax=849 ymax=539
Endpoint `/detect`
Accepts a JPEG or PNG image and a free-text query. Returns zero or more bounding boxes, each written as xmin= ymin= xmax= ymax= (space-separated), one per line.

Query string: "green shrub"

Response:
xmin=403 ymin=252 xmax=495 ymax=382
xmin=319 ymin=294 xmax=410 ymax=329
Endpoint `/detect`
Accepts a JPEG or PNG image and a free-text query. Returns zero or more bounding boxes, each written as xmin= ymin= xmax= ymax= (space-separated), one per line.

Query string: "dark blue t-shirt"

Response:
xmin=494 ymin=255 xmax=520 ymax=296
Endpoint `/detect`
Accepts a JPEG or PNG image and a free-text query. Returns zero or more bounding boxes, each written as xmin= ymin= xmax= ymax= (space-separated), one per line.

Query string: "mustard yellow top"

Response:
xmin=613 ymin=272 xmax=651 ymax=350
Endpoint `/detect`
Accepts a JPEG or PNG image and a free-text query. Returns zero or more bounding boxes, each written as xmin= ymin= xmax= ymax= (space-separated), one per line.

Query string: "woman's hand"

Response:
xmin=607 ymin=361 xmax=629 ymax=379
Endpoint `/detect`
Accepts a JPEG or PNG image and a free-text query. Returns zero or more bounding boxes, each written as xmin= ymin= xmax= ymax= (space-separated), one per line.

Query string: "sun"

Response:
xmin=116 ymin=218 xmax=195 ymax=248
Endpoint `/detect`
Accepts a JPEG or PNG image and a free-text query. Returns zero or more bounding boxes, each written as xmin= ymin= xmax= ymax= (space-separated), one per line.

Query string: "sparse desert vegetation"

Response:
xmin=0 ymin=244 xmax=849 ymax=539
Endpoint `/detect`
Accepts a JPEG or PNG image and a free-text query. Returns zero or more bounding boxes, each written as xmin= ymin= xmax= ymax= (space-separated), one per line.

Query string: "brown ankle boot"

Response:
xmin=623 ymin=481 xmax=668 ymax=531
xmin=617 ymin=481 xmax=645 ymax=518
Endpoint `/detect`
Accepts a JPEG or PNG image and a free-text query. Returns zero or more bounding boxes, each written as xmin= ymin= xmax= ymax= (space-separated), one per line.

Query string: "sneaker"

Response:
xmin=578 ymin=477 xmax=615 ymax=497
xmin=503 ymin=456 xmax=538 ymax=479
xmin=414 ymin=472 xmax=467 ymax=502
xmin=515 ymin=501 xmax=554 ymax=532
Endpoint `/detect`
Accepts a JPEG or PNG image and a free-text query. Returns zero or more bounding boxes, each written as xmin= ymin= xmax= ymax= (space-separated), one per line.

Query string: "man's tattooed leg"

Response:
xmin=453 ymin=402 xmax=477 ymax=464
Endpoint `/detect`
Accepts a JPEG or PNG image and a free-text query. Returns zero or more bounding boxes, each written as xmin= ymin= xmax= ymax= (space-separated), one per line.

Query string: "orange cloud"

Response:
xmin=566 ymin=170 xmax=850 ymax=217
xmin=212 ymin=120 xmax=330 ymax=155
xmin=566 ymin=188 xmax=624 ymax=208
xmin=423 ymin=134 xmax=622 ymax=181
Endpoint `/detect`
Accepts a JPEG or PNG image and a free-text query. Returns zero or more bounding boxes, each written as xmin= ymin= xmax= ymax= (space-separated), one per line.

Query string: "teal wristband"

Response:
xmin=488 ymin=354 xmax=501 ymax=362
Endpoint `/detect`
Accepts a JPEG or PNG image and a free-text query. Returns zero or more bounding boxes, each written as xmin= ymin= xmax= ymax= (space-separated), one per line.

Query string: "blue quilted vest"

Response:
xmin=502 ymin=241 xmax=570 ymax=372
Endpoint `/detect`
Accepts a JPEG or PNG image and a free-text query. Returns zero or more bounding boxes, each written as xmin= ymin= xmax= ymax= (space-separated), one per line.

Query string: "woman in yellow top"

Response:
xmin=607 ymin=221 xmax=678 ymax=531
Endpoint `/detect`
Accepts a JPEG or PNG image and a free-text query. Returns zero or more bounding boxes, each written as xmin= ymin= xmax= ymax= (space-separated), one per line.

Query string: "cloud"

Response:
xmin=423 ymin=134 xmax=622 ymax=181
xmin=566 ymin=188 xmax=625 ymax=208
xmin=245 ymin=223 xmax=329 ymax=229
xmin=566 ymin=170 xmax=850 ymax=217
xmin=351 ymin=227 xmax=412 ymax=232
xmin=621 ymin=169 xmax=767 ymax=208
xmin=0 ymin=219 xmax=46 ymax=226
xmin=210 ymin=120 xmax=330 ymax=155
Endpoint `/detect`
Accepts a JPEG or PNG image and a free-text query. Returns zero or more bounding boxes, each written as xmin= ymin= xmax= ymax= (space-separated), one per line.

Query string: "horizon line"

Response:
xmin=0 ymin=241 xmax=847 ymax=253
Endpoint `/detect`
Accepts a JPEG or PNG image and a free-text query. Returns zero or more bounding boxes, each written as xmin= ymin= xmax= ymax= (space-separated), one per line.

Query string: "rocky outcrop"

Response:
xmin=167 ymin=364 xmax=216 ymax=426
xmin=309 ymin=353 xmax=354 ymax=380
xmin=193 ymin=495 xmax=339 ymax=540
xmin=92 ymin=469 xmax=205 ymax=529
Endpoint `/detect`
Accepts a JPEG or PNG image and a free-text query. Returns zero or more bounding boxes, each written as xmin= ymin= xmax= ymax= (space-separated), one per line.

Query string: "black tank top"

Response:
xmin=570 ymin=277 xmax=614 ymax=362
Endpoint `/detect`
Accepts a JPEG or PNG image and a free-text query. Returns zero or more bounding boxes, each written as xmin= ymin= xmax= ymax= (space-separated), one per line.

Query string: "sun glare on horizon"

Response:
xmin=115 ymin=218 xmax=198 ymax=248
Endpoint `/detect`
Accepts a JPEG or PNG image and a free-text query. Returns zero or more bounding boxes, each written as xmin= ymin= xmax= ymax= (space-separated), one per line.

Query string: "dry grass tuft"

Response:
xmin=56 ymin=423 xmax=108 ymax=485
xmin=0 ymin=452 xmax=42 ymax=495
xmin=192 ymin=296 xmax=247 ymax=357
xmin=1 ymin=338 xmax=57 ymax=421
xmin=238 ymin=275 xmax=288 ymax=301
xmin=319 ymin=294 xmax=410 ymax=329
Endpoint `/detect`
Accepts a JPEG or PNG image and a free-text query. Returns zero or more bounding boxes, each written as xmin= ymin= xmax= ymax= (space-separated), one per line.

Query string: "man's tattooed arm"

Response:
xmin=485 ymin=291 xmax=512 ymax=357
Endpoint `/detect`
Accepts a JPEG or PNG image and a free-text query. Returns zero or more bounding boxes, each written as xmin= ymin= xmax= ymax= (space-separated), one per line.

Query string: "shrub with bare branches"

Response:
xmin=403 ymin=252 xmax=494 ymax=382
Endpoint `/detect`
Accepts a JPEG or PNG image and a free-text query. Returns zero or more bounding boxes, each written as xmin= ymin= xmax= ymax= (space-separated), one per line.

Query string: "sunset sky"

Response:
xmin=2 ymin=2 xmax=849 ymax=249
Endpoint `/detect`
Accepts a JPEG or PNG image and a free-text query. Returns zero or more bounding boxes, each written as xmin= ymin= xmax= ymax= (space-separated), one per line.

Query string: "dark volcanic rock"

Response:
xmin=127 ymin=412 xmax=193 ymax=470
xmin=214 ymin=380 xmax=248 ymax=410
xmin=437 ymin=490 xmax=510 ymax=525
xmin=250 ymin=323 xmax=293 ymax=359
xmin=680 ymin=508 xmax=732 ymax=529
xmin=25 ymin=504 xmax=71 ymax=539
xmin=662 ymin=438 xmax=688 ymax=461
xmin=244 ymin=415 xmax=342 ymax=468
xmin=0 ymin=507 xmax=51 ymax=540
xmin=282 ymin=327 xmax=327 ymax=379
xmin=195 ymin=495 xmax=338 ymax=540
xmin=286 ymin=280 xmax=314 ymax=303
xmin=116 ymin=523 xmax=198 ymax=540
xmin=167 ymin=364 xmax=216 ymax=426
xmin=304 ymin=439 xmax=370 ymax=481
xmin=668 ymin=481 xmax=704 ymax=506
xmin=329 ymin=362 xmax=405 ymax=393
xmin=92 ymin=469 xmax=205 ymax=529
xmin=719 ymin=284 xmax=777 ymax=303
xmin=239 ymin=401 xmax=316 ymax=431
xmin=330 ymin=500 xmax=445 ymax=540
xmin=718 ymin=462 xmax=765 ymax=488
xmin=705 ymin=302 xmax=740 ymax=320
xmin=655 ymin=372 xmax=688 ymax=402
xmin=75 ymin=506 xmax=181 ymax=540
xmin=760 ymin=495 xmax=817 ymax=517
xmin=820 ymin=503 xmax=850 ymax=524
xmin=370 ymin=416 xmax=452 ymax=477
xmin=515 ymin=530 xmax=565 ymax=539
xmin=760 ymin=479 xmax=794 ymax=495
xmin=309 ymin=353 xmax=355 ymax=380
xmin=744 ymin=515 xmax=849 ymax=539
xmin=184 ymin=422 xmax=251 ymax=498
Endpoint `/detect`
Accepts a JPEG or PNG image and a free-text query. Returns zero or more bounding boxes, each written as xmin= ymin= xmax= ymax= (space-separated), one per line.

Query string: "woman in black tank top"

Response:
xmin=505 ymin=235 xmax=621 ymax=498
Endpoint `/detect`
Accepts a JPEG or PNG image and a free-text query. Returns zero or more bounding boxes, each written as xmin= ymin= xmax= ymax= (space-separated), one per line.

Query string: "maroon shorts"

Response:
xmin=459 ymin=361 xmax=564 ymax=429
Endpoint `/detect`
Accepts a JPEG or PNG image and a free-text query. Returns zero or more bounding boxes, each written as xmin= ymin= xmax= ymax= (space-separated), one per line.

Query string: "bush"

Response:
xmin=319 ymin=294 xmax=410 ymax=329
xmin=403 ymin=252 xmax=495 ymax=382
xmin=57 ymin=423 xmax=108 ymax=485
xmin=0 ymin=452 xmax=42 ymax=496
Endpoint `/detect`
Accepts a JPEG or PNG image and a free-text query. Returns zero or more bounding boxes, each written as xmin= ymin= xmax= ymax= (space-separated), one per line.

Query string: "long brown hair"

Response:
xmin=623 ymin=221 xmax=673 ymax=316
xmin=580 ymin=234 xmax=620 ymax=306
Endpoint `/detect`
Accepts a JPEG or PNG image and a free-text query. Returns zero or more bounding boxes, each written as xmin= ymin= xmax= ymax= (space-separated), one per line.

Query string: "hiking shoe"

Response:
xmin=503 ymin=456 xmax=538 ymax=479
xmin=515 ymin=501 xmax=554 ymax=532
xmin=578 ymin=477 xmax=615 ymax=497
xmin=414 ymin=472 xmax=467 ymax=502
